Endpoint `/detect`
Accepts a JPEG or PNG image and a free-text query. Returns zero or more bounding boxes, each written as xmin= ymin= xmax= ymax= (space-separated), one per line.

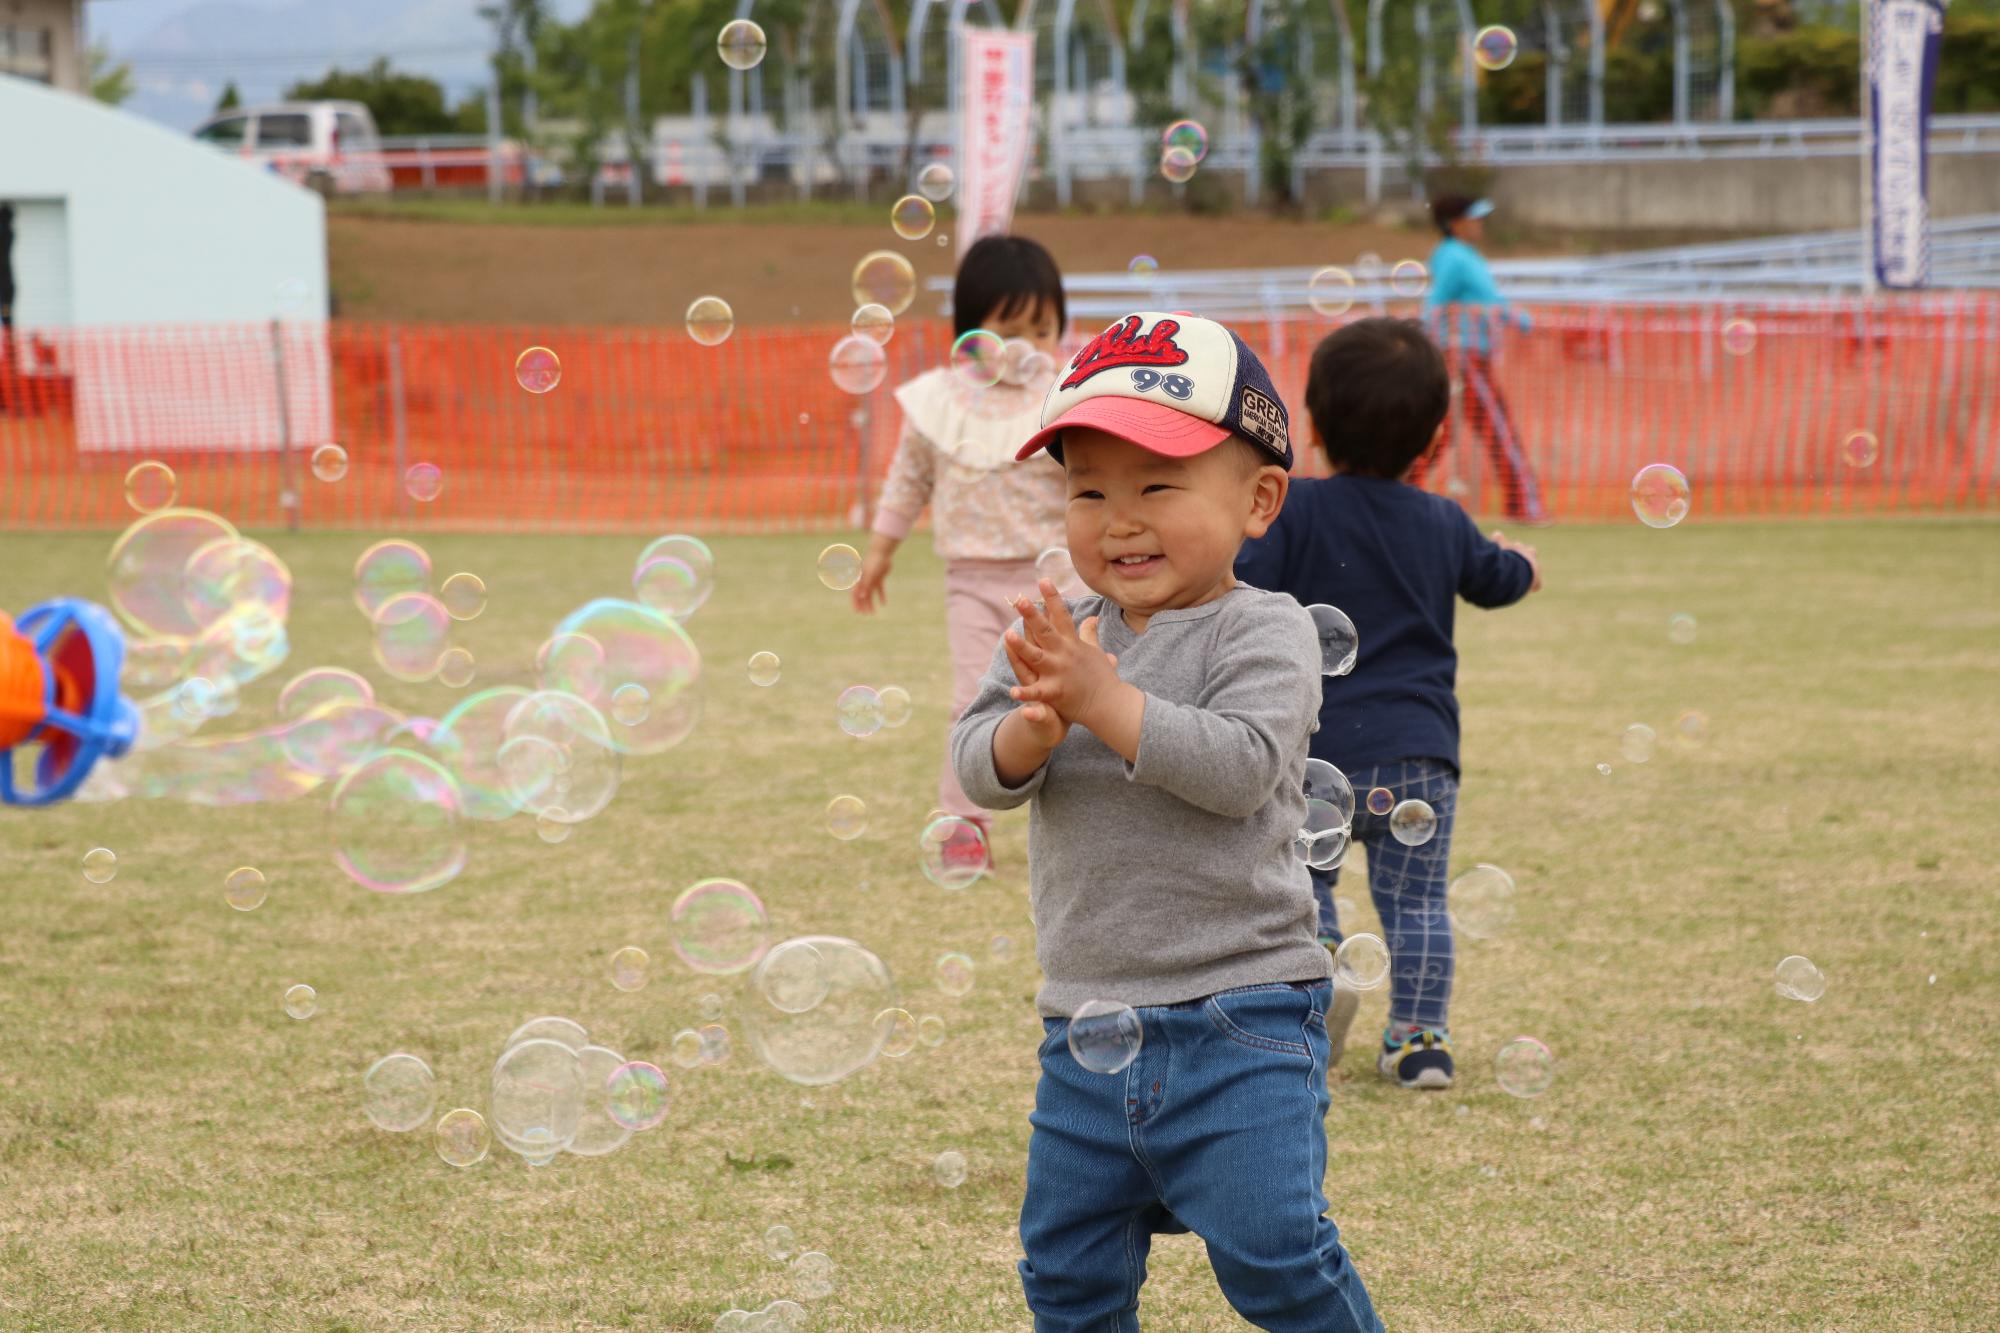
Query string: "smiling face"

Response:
xmin=1061 ymin=429 xmax=1288 ymax=632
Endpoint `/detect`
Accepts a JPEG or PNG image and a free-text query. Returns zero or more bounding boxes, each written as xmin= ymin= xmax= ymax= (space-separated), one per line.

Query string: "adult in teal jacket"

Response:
xmin=1419 ymin=194 xmax=1548 ymax=523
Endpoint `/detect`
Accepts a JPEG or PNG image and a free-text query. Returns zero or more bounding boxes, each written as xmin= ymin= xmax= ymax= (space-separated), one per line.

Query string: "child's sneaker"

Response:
xmin=1320 ymin=943 xmax=1360 ymax=1065
xmin=1378 ymin=1028 xmax=1455 ymax=1089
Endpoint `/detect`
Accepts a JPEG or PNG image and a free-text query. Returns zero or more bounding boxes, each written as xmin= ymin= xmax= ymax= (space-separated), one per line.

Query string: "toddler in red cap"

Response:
xmin=949 ymin=312 xmax=1383 ymax=1332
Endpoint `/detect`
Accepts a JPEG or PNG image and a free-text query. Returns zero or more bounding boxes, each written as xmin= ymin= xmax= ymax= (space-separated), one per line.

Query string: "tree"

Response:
xmin=87 ymin=42 xmax=134 ymax=106
xmin=216 ymin=82 xmax=242 ymax=113
xmin=283 ymin=58 xmax=458 ymax=136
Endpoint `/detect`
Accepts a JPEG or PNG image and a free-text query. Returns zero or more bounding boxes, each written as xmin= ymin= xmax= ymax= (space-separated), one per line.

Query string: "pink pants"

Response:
xmin=938 ymin=557 xmax=1042 ymax=819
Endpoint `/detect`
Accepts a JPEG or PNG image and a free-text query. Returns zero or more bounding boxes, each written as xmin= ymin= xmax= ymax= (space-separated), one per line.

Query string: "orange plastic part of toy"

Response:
xmin=0 ymin=613 xmax=51 ymax=749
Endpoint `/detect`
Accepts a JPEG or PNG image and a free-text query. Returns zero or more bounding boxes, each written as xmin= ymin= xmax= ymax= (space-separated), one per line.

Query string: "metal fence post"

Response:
xmin=269 ymin=319 xmax=299 ymax=532
xmin=389 ymin=331 xmax=409 ymax=519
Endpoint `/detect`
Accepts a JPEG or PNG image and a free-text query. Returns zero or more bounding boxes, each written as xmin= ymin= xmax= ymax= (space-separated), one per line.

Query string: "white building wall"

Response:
xmin=0 ymin=73 xmax=327 ymax=326
xmin=0 ymin=76 xmax=331 ymax=454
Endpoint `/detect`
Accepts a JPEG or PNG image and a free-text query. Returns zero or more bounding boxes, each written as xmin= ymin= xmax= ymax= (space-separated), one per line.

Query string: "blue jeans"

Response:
xmin=1310 ymin=758 xmax=1459 ymax=1031
xmin=1019 ymin=980 xmax=1383 ymax=1332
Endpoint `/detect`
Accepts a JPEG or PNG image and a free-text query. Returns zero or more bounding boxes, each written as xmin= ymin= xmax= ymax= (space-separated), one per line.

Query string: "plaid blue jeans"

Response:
xmin=1310 ymin=758 xmax=1459 ymax=1031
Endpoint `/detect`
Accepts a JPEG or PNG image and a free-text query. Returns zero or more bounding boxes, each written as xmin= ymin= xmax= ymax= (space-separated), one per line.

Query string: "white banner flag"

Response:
xmin=955 ymin=30 xmax=1035 ymax=262
xmin=1867 ymin=0 xmax=1945 ymax=289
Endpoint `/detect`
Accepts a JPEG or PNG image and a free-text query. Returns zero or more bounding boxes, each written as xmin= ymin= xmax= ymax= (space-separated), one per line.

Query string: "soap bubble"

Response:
xmin=1303 ymin=758 xmax=1355 ymax=826
xmin=124 ymin=637 xmax=187 ymax=696
xmin=549 ymin=599 xmax=702 ymax=754
xmin=354 ymin=539 xmax=432 ymax=619
xmin=717 ymin=18 xmax=767 ymax=69
xmin=875 ymin=1007 xmax=918 ymax=1057
xmin=760 ymin=938 xmax=832 ymax=1015
xmin=1494 ymin=1036 xmax=1555 ymax=1097
xmin=699 ymin=993 xmax=725 ymax=1020
xmin=950 ymin=329 xmax=1006 ymax=390
xmin=1333 ymin=934 xmax=1390 ymax=989
xmin=1675 ymin=709 xmax=1708 ymax=746
xmin=498 ymin=690 xmax=622 ymax=824
xmin=829 ymin=334 xmax=887 ymax=393
xmin=1308 ymin=266 xmax=1356 ymax=318
xmin=877 ymin=685 xmax=912 ymax=728
xmin=790 ymin=1251 xmax=837 ymax=1301
xmin=851 ymin=302 xmax=895 ymax=345
xmin=609 ymin=945 xmax=650 ymax=992
xmin=1160 ymin=145 xmax=1198 ymax=183
xmin=440 ymin=572 xmax=487 ymax=621
xmin=686 ymin=296 xmax=735 ymax=347
xmin=634 ymin=533 xmax=716 ymax=618
xmin=1596 ymin=762 xmax=1613 ymax=776
xmin=1388 ymin=799 xmax=1437 ymax=847
xmin=747 ymin=651 xmax=781 ymax=686
xmin=1035 ymin=546 xmax=1088 ymax=599
xmin=371 ymin=592 xmax=452 ymax=683
xmin=1365 ymin=786 xmax=1394 ymax=817
xmin=1128 ymin=254 xmax=1159 ymax=278
xmin=1774 ymin=954 xmax=1826 ymax=1002
xmin=890 ymin=194 xmax=936 ymax=241
xmin=224 ymin=866 xmax=267 ymax=911
xmin=1449 ymin=864 xmax=1516 ymax=939
xmin=670 ymin=1029 xmax=704 ymax=1069
xmin=363 ymin=1053 xmax=437 ymax=1132
xmin=1305 ymin=604 xmax=1359 ymax=676
xmin=515 ymin=346 xmax=562 ymax=393
xmin=1841 ymin=429 xmax=1880 ymax=467
xmin=742 ymin=935 xmax=897 ymax=1086
xmin=990 ymin=935 xmax=1015 ymax=962
xmin=181 ymin=536 xmax=291 ymax=635
xmin=283 ymin=983 xmax=317 ymax=1019
xmin=611 ymin=683 xmax=650 ymax=726
xmin=1389 ymin=260 xmax=1429 ymax=298
xmin=434 ymin=1108 xmax=490 ymax=1167
xmin=310 ymin=443 xmax=349 ymax=482
xmin=1620 ymin=723 xmax=1657 ymax=763
xmin=816 ymin=544 xmax=862 ymax=591
xmin=125 ymin=461 xmax=177 ymax=514
xmin=567 ymin=1044 xmax=636 ymax=1157
xmin=1295 ymin=798 xmax=1349 ymax=871
xmin=436 ymin=647 xmax=476 ymax=689
xmin=671 ymin=878 xmax=770 ymax=974
xmin=1667 ymin=612 xmax=1698 ymax=645
xmin=607 ymin=1062 xmax=669 ymax=1130
xmin=1720 ymin=318 xmax=1756 ymax=357
xmin=1472 ymin=24 xmax=1518 ymax=70
xmin=490 ymin=1037 xmax=583 ymax=1160
xmin=764 ymin=1224 xmax=797 ymax=1261
xmin=107 ymin=507 xmax=239 ymax=638
xmin=1161 ymin=119 xmax=1209 ymax=162
xmin=851 ymin=250 xmax=918 ymax=316
xmin=328 ymin=749 xmax=466 ymax=895
xmin=916 ymin=161 xmax=955 ymax=201
xmin=918 ymin=1014 xmax=946 ymax=1047
xmin=934 ymin=1150 xmax=968 ymax=1188
xmin=921 ymin=815 xmax=989 ymax=889
xmin=826 ymin=794 xmax=867 ymax=840
xmin=1630 ymin=463 xmax=1691 ymax=527
xmin=1068 ymin=999 xmax=1142 ymax=1073
xmin=836 ymin=684 xmax=884 ymax=738
xmin=405 ymin=463 xmax=443 ymax=503
xmin=935 ymin=952 xmax=975 ymax=997
xmin=699 ymin=1023 xmax=733 ymax=1065
xmin=82 ymin=847 xmax=117 ymax=884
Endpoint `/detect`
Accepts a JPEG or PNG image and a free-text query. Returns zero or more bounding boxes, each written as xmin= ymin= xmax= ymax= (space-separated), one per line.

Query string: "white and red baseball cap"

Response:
xmin=1016 ymin=311 xmax=1293 ymax=470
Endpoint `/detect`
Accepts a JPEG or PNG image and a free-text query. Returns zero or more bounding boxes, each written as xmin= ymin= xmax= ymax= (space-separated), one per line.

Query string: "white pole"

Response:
xmin=1859 ymin=0 xmax=1877 ymax=295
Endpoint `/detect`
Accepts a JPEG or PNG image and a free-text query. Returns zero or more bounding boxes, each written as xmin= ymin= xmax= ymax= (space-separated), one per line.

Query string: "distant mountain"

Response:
xmin=87 ymin=0 xmax=586 ymax=132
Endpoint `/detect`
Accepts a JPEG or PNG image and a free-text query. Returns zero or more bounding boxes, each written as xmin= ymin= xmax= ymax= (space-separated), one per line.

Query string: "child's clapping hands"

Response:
xmin=990 ymin=581 xmax=1143 ymax=785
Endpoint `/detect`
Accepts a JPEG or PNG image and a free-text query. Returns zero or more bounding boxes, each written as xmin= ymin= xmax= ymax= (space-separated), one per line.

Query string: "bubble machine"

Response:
xmin=0 ymin=599 xmax=140 ymax=805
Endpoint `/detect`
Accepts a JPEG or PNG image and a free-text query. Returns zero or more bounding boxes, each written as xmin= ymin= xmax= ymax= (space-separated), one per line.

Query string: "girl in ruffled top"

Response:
xmin=852 ymin=236 xmax=1070 ymax=841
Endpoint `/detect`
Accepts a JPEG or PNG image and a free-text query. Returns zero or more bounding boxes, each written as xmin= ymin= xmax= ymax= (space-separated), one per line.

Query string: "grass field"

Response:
xmin=2 ymin=520 xmax=1997 ymax=1331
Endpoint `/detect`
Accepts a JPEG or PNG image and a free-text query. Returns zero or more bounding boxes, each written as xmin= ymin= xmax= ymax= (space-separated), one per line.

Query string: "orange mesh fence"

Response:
xmin=2 ymin=298 xmax=1995 ymax=532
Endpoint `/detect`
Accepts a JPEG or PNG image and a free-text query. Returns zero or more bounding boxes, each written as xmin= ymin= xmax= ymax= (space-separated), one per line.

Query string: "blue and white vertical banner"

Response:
xmin=1867 ymin=0 xmax=1946 ymax=289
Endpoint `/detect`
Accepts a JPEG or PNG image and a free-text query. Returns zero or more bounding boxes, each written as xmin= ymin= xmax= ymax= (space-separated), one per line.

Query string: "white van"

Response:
xmin=192 ymin=101 xmax=392 ymax=196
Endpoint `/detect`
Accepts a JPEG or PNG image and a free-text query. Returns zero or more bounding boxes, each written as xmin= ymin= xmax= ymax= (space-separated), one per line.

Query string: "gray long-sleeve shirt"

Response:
xmin=950 ymin=584 xmax=1333 ymax=1018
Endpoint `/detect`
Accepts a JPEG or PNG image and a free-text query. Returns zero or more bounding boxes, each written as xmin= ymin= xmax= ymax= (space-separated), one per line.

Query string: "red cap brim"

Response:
xmin=1016 ymin=396 xmax=1232 ymax=462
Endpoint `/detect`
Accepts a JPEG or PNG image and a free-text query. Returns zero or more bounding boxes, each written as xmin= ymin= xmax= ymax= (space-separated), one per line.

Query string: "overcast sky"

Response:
xmin=87 ymin=0 xmax=590 ymax=132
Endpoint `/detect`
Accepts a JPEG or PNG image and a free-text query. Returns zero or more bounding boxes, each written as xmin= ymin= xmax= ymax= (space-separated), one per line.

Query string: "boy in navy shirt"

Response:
xmin=1235 ymin=317 xmax=1541 ymax=1089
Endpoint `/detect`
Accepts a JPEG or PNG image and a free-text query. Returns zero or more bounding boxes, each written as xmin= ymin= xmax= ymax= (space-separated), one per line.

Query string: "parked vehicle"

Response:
xmin=192 ymin=101 xmax=392 ymax=196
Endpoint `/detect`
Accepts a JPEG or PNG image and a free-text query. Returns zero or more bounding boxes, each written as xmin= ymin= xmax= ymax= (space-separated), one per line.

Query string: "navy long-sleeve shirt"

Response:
xmin=1234 ymin=474 xmax=1534 ymax=775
